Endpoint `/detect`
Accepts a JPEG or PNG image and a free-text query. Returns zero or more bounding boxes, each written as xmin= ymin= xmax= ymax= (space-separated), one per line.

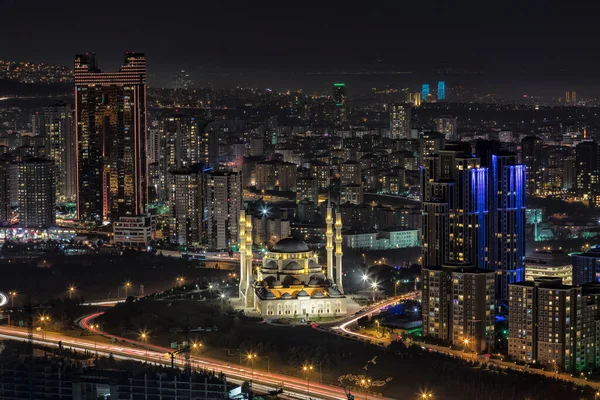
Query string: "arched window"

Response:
xmin=277 ymin=304 xmax=282 ymax=315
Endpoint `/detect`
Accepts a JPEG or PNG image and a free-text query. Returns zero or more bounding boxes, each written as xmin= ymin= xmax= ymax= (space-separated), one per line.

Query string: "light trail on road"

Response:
xmin=0 ymin=315 xmax=396 ymax=400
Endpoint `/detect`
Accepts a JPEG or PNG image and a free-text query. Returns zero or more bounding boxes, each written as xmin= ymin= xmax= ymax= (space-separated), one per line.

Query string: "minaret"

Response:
xmin=238 ymin=210 xmax=247 ymax=301
xmin=244 ymin=214 xmax=254 ymax=307
xmin=335 ymin=211 xmax=344 ymax=294
xmin=325 ymin=199 xmax=334 ymax=281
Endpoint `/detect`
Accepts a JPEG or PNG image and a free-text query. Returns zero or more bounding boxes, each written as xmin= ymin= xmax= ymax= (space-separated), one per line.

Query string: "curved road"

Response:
xmin=0 ymin=314 xmax=395 ymax=400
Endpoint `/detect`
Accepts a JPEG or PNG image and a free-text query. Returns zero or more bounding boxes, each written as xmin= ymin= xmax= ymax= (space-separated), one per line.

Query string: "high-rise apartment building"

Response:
xmin=206 ymin=170 xmax=242 ymax=250
xmin=490 ymin=153 xmax=526 ymax=301
xmin=422 ymin=264 xmax=495 ymax=352
xmin=389 ymin=103 xmax=411 ymax=139
xmin=168 ymin=166 xmax=204 ymax=246
xmin=74 ymin=52 xmax=147 ymax=223
xmin=434 ymin=116 xmax=457 ymax=141
xmin=575 ymin=141 xmax=598 ymax=199
xmin=255 ymin=160 xmax=297 ymax=192
xmin=572 ymin=245 xmax=600 ymax=285
xmin=565 ymin=89 xmax=577 ymax=105
xmin=39 ymin=104 xmax=76 ymax=201
xmin=406 ymin=92 xmax=422 ymax=107
xmin=520 ymin=136 xmax=543 ymax=196
xmin=508 ymin=278 xmax=585 ymax=373
xmin=17 ymin=158 xmax=56 ymax=228
xmin=421 ymin=84 xmax=430 ymax=102
xmin=421 ymin=144 xmax=487 ymax=269
xmin=0 ymin=156 xmax=11 ymax=225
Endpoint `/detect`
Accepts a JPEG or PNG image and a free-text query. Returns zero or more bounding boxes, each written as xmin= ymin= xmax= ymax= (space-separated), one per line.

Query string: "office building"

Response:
xmin=572 ymin=245 xmax=600 ymax=285
xmin=434 ymin=116 xmax=457 ymax=142
xmin=168 ymin=167 xmax=205 ymax=246
xmin=113 ymin=213 xmax=156 ymax=249
xmin=74 ymin=52 xmax=147 ymax=223
xmin=524 ymin=249 xmax=572 ymax=285
xmin=17 ymin=158 xmax=56 ymax=228
xmin=437 ymin=81 xmax=446 ymax=100
xmin=406 ymin=92 xmax=422 ymax=107
xmin=422 ymin=264 xmax=495 ymax=353
xmin=508 ymin=278 xmax=584 ymax=373
xmin=389 ymin=103 xmax=411 ymax=139
xmin=565 ymin=89 xmax=577 ymax=105
xmin=40 ymin=104 xmax=76 ymax=201
xmin=421 ymin=84 xmax=430 ymax=102
xmin=206 ymin=170 xmax=241 ymax=250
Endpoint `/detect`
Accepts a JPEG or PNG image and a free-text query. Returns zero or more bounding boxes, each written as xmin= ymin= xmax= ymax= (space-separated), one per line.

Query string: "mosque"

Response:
xmin=238 ymin=204 xmax=347 ymax=318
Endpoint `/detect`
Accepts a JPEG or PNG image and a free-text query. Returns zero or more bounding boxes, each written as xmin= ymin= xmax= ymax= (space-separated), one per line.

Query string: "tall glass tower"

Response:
xmin=74 ymin=52 xmax=147 ymax=223
xmin=421 ymin=84 xmax=430 ymax=102
xmin=437 ymin=81 xmax=446 ymax=100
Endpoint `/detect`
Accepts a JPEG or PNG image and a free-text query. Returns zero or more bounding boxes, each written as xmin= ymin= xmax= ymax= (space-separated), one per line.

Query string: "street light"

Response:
xmin=124 ymin=281 xmax=131 ymax=298
xmin=394 ymin=280 xmax=399 ymax=296
xmin=420 ymin=392 xmax=433 ymax=399
xmin=595 ymin=391 xmax=600 ymax=400
xmin=302 ymin=364 xmax=314 ymax=399
xmin=8 ymin=291 xmax=16 ymax=308
xmin=371 ymin=281 xmax=378 ymax=302
xmin=246 ymin=353 xmax=257 ymax=384
xmin=140 ymin=331 xmax=149 ymax=363
xmin=68 ymin=285 xmax=76 ymax=299
xmin=176 ymin=276 xmax=185 ymax=286
xmin=360 ymin=378 xmax=372 ymax=400
xmin=39 ymin=315 xmax=50 ymax=339
xmin=220 ymin=293 xmax=226 ymax=313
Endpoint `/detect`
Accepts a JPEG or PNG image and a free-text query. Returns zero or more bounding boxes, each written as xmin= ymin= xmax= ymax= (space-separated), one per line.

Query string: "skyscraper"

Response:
xmin=40 ymin=104 xmax=76 ymax=201
xmin=520 ymin=136 xmax=543 ymax=195
xmin=575 ymin=141 xmax=598 ymax=199
xmin=17 ymin=158 xmax=56 ymax=228
xmin=389 ymin=103 xmax=411 ymax=139
xmin=421 ymin=84 xmax=430 ymax=102
xmin=0 ymin=156 xmax=11 ymax=225
xmin=206 ymin=170 xmax=242 ymax=250
xmin=490 ymin=154 xmax=526 ymax=300
xmin=437 ymin=81 xmax=446 ymax=100
xmin=168 ymin=166 xmax=205 ymax=246
xmin=74 ymin=52 xmax=147 ymax=223
xmin=332 ymin=83 xmax=347 ymax=124
xmin=434 ymin=116 xmax=457 ymax=141
xmin=421 ymin=144 xmax=487 ymax=269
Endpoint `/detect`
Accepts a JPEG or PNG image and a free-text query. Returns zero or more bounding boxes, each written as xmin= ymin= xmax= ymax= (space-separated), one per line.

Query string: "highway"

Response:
xmin=0 ymin=316 xmax=394 ymax=400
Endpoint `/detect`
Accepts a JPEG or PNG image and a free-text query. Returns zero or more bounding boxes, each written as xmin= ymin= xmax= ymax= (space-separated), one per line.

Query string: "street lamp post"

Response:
xmin=394 ymin=280 xmax=399 ymax=296
xmin=68 ymin=285 xmax=76 ymax=299
xmin=420 ymin=392 xmax=433 ymax=399
xmin=360 ymin=378 xmax=371 ymax=400
xmin=220 ymin=293 xmax=226 ymax=313
xmin=39 ymin=316 xmax=50 ymax=339
xmin=140 ymin=332 xmax=148 ymax=363
xmin=124 ymin=281 xmax=131 ymax=298
xmin=371 ymin=282 xmax=378 ymax=302
xmin=8 ymin=291 xmax=16 ymax=308
xmin=303 ymin=365 xmax=314 ymax=399
xmin=246 ymin=353 xmax=256 ymax=385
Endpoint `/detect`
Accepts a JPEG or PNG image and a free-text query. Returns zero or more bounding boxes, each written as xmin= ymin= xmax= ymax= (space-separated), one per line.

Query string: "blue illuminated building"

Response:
xmin=572 ymin=245 xmax=600 ymax=285
xmin=437 ymin=81 xmax=446 ymax=100
xmin=470 ymin=167 xmax=489 ymax=270
xmin=491 ymin=154 xmax=526 ymax=301
xmin=421 ymin=84 xmax=430 ymax=102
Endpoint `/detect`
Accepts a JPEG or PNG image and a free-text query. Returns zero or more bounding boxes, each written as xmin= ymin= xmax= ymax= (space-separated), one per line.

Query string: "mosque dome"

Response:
xmin=282 ymin=293 xmax=292 ymax=299
xmin=283 ymin=261 xmax=303 ymax=271
xmin=264 ymin=260 xmax=278 ymax=270
xmin=270 ymin=238 xmax=310 ymax=253
xmin=297 ymin=290 xmax=309 ymax=297
xmin=308 ymin=278 xmax=322 ymax=287
xmin=264 ymin=290 xmax=276 ymax=299
xmin=328 ymin=288 xmax=343 ymax=297
xmin=272 ymin=280 xmax=283 ymax=288
xmin=313 ymin=291 xmax=325 ymax=298
xmin=308 ymin=260 xmax=320 ymax=269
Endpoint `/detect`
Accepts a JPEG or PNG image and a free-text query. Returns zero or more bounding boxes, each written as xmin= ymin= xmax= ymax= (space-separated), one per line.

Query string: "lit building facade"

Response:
xmin=113 ymin=214 xmax=156 ymax=249
xmin=206 ymin=170 xmax=241 ymax=250
xmin=74 ymin=52 xmax=147 ymax=223
xmin=389 ymin=103 xmax=411 ymax=139
xmin=17 ymin=158 xmax=56 ymax=228
xmin=168 ymin=167 xmax=204 ymax=246
xmin=524 ymin=249 xmax=572 ymax=285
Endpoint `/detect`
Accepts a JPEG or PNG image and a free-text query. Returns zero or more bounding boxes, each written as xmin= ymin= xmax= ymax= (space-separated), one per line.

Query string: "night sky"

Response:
xmin=2 ymin=0 xmax=600 ymax=94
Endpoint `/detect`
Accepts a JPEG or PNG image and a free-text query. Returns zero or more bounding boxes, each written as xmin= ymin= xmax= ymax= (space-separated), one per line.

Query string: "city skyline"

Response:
xmin=2 ymin=1 xmax=600 ymax=96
